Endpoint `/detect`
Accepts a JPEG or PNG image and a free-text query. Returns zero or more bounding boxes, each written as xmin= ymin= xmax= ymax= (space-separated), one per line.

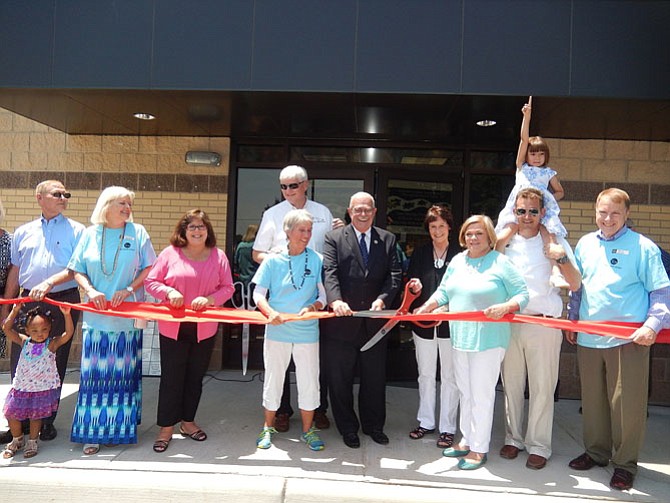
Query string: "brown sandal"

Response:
xmin=23 ymin=439 xmax=38 ymax=458
xmin=153 ymin=438 xmax=171 ymax=453
xmin=180 ymin=426 xmax=207 ymax=441
xmin=409 ymin=426 xmax=435 ymax=439
xmin=437 ymin=432 xmax=455 ymax=448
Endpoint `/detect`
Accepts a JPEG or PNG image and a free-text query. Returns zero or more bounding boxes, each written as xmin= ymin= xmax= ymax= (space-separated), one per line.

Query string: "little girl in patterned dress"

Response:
xmin=2 ymin=304 xmax=73 ymax=459
xmin=495 ymin=96 xmax=569 ymax=288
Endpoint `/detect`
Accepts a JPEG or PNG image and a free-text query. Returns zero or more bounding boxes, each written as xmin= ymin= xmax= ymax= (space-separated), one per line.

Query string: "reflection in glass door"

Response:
xmin=226 ymin=167 xmax=367 ymax=371
xmin=378 ymin=175 xmax=461 ymax=382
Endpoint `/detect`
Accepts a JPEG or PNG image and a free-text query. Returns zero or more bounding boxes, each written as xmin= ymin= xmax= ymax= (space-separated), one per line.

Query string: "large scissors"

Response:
xmin=358 ymin=281 xmax=437 ymax=352
xmin=231 ymin=281 xmax=256 ymax=375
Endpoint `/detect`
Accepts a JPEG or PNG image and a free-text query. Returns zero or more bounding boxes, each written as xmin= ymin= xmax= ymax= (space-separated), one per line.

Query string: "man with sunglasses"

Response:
xmin=499 ymin=187 xmax=581 ymax=470
xmin=252 ymin=165 xmax=342 ymax=432
xmin=0 ymin=180 xmax=84 ymax=443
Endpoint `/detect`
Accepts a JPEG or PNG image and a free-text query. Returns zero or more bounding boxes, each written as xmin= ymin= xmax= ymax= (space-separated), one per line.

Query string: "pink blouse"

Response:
xmin=145 ymin=245 xmax=234 ymax=341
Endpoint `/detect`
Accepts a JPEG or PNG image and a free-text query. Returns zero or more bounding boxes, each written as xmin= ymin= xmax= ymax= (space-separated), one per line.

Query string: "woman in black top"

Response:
xmin=407 ymin=205 xmax=459 ymax=448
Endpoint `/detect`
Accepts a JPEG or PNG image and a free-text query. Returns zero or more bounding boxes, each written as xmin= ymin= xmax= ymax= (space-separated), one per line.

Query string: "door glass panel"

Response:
xmin=384 ymin=178 xmax=455 ymax=381
xmin=385 ymin=178 xmax=455 ymax=258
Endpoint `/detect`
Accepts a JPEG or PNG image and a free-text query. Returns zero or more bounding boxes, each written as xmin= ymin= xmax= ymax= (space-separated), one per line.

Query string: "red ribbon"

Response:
xmin=2 ymin=297 xmax=667 ymax=344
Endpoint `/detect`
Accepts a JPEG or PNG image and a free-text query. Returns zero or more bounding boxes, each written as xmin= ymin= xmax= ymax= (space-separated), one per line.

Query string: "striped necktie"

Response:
xmin=359 ymin=232 xmax=369 ymax=268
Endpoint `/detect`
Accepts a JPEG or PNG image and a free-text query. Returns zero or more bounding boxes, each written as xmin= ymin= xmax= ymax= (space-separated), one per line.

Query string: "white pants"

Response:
xmin=453 ymin=347 xmax=505 ymax=454
xmin=413 ymin=332 xmax=459 ymax=433
xmin=262 ymin=339 xmax=319 ymax=411
xmin=501 ymin=323 xmax=562 ymax=458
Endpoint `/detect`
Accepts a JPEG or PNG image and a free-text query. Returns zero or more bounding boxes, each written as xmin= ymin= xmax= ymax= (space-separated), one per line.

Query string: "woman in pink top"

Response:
xmin=145 ymin=209 xmax=234 ymax=453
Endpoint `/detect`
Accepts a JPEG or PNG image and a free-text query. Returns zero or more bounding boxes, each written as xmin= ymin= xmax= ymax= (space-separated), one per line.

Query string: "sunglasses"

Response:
xmin=515 ymin=208 xmax=540 ymax=216
xmin=279 ymin=181 xmax=304 ymax=190
xmin=50 ymin=191 xmax=72 ymax=199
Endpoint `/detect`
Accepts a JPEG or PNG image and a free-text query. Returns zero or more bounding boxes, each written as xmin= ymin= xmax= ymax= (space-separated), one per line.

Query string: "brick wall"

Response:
xmin=547 ymin=136 xmax=670 ymax=405
xmin=0 ymin=107 xmax=231 ymax=372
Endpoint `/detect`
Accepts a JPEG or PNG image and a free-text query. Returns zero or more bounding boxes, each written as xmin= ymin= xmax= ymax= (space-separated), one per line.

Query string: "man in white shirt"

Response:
xmin=499 ymin=187 xmax=581 ymax=469
xmin=252 ymin=165 xmax=341 ymax=432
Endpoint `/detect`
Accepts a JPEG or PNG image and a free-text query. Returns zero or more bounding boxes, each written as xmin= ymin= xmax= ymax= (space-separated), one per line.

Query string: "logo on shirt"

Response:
xmin=611 ymin=248 xmax=629 ymax=255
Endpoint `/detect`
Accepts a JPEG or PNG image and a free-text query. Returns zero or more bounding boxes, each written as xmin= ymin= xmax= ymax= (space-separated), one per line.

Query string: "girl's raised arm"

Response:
xmin=515 ymin=96 xmax=532 ymax=170
xmin=2 ymin=304 xmax=27 ymax=347
xmin=50 ymin=306 xmax=75 ymax=352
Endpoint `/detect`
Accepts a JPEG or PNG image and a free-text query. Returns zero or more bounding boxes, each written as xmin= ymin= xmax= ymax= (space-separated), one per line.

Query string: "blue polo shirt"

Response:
xmin=11 ymin=213 xmax=85 ymax=292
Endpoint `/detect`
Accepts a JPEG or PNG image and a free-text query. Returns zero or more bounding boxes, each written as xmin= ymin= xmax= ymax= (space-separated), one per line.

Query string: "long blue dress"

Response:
xmin=68 ymin=222 xmax=156 ymax=444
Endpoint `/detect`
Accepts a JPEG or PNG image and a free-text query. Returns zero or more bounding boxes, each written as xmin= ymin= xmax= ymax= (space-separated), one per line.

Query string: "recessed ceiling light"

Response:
xmin=133 ymin=112 xmax=155 ymax=120
xmin=476 ymin=119 xmax=496 ymax=127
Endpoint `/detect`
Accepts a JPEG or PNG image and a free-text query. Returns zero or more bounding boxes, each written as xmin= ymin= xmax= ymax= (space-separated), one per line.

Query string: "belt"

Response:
xmin=20 ymin=286 xmax=79 ymax=299
xmin=527 ymin=313 xmax=555 ymax=318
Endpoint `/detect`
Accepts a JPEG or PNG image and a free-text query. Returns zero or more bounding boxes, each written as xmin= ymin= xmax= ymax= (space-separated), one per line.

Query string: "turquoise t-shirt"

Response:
xmin=430 ymin=250 xmax=528 ymax=351
xmin=575 ymin=229 xmax=670 ymax=348
xmin=68 ymin=223 xmax=156 ymax=331
xmin=252 ymin=248 xmax=322 ymax=343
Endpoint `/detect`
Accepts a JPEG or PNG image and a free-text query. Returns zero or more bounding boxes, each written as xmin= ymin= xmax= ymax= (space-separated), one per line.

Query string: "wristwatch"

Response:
xmin=126 ymin=286 xmax=134 ymax=293
xmin=556 ymin=255 xmax=569 ymax=265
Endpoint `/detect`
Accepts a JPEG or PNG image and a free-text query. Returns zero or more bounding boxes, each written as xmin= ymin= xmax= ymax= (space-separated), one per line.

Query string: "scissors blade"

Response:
xmin=241 ymin=323 xmax=250 ymax=376
xmin=360 ymin=318 xmax=399 ymax=352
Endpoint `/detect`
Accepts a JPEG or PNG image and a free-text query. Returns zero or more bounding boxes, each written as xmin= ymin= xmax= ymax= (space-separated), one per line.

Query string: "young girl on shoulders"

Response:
xmin=495 ymin=96 xmax=568 ymax=287
xmin=2 ymin=304 xmax=74 ymax=459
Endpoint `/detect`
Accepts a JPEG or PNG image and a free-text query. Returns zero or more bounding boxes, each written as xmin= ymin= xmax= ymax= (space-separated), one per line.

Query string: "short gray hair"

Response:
xmin=279 ymin=165 xmax=308 ymax=183
xmin=91 ymin=186 xmax=135 ymax=225
xmin=283 ymin=209 xmax=313 ymax=234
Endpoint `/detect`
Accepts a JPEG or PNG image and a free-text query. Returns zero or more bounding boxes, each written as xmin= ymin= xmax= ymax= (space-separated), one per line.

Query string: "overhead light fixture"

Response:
xmin=133 ymin=112 xmax=155 ymax=120
xmin=476 ymin=119 xmax=496 ymax=127
xmin=185 ymin=151 xmax=221 ymax=166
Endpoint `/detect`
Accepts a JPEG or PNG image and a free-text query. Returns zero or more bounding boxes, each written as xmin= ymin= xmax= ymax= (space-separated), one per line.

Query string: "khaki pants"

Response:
xmin=577 ymin=343 xmax=649 ymax=475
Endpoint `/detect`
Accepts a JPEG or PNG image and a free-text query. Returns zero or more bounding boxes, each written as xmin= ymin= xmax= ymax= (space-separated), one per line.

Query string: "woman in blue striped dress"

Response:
xmin=68 ymin=186 xmax=156 ymax=455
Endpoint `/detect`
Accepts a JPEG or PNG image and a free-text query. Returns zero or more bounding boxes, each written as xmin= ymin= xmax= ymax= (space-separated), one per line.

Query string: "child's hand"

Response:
xmin=59 ymin=305 xmax=71 ymax=315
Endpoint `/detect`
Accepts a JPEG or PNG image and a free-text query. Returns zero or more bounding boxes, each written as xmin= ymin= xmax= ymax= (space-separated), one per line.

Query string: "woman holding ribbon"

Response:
xmin=68 ymin=186 xmax=156 ymax=455
xmin=252 ymin=209 xmax=326 ymax=451
xmin=415 ymin=215 xmax=527 ymax=470
xmin=406 ymin=205 xmax=459 ymax=449
xmin=145 ymin=209 xmax=234 ymax=453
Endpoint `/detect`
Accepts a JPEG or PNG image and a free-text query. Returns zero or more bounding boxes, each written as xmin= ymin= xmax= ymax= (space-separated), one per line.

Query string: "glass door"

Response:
xmin=376 ymin=170 xmax=463 ymax=381
xmin=225 ymin=166 xmax=373 ymax=371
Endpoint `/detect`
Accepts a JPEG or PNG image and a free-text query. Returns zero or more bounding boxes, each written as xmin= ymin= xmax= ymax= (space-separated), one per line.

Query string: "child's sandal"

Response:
xmin=23 ymin=439 xmax=38 ymax=459
xmin=2 ymin=435 xmax=24 ymax=459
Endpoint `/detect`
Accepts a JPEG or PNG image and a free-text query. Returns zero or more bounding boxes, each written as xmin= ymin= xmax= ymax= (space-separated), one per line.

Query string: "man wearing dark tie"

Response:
xmin=322 ymin=192 xmax=402 ymax=448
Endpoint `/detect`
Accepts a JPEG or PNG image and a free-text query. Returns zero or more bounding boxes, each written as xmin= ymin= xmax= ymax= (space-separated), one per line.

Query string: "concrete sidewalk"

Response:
xmin=1 ymin=369 xmax=668 ymax=503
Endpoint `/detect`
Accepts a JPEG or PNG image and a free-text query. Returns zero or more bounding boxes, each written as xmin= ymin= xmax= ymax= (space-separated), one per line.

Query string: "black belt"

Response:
xmin=527 ymin=313 xmax=555 ymax=318
xmin=20 ymin=286 xmax=79 ymax=299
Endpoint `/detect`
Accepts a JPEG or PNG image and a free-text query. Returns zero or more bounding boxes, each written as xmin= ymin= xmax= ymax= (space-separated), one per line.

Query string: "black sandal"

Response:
xmin=409 ymin=426 xmax=435 ymax=439
xmin=153 ymin=438 xmax=171 ymax=453
xmin=437 ymin=432 xmax=455 ymax=448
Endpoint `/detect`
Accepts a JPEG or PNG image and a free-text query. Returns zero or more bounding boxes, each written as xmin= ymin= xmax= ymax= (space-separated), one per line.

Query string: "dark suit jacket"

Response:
xmin=322 ymin=224 xmax=402 ymax=343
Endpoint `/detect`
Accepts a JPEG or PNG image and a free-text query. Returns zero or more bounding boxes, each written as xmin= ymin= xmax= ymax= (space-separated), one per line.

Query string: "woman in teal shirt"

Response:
xmin=415 ymin=215 xmax=528 ymax=470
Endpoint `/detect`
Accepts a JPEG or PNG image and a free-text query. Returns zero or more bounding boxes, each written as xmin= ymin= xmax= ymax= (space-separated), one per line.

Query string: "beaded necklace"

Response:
xmin=101 ymin=223 xmax=126 ymax=277
xmin=288 ymin=247 xmax=310 ymax=290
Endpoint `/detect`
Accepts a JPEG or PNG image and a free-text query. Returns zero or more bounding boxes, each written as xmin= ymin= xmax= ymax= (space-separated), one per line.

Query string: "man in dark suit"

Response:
xmin=322 ymin=192 xmax=402 ymax=448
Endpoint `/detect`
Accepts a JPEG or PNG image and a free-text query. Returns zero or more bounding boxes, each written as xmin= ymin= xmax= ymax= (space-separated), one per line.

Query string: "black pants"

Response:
xmin=322 ymin=326 xmax=388 ymax=436
xmin=157 ymin=323 xmax=215 ymax=427
xmin=277 ymin=319 xmax=329 ymax=416
xmin=10 ymin=288 xmax=81 ymax=425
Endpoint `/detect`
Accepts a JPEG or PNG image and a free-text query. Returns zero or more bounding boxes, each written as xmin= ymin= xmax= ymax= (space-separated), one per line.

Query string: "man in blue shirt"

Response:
xmin=566 ymin=188 xmax=670 ymax=491
xmin=0 ymin=180 xmax=85 ymax=443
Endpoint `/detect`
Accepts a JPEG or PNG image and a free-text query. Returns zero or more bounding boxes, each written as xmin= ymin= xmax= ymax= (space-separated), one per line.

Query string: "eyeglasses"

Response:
xmin=187 ymin=224 xmax=207 ymax=231
xmin=351 ymin=206 xmax=374 ymax=215
xmin=514 ymin=208 xmax=540 ymax=216
xmin=50 ymin=191 xmax=71 ymax=199
xmin=279 ymin=181 xmax=304 ymax=190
